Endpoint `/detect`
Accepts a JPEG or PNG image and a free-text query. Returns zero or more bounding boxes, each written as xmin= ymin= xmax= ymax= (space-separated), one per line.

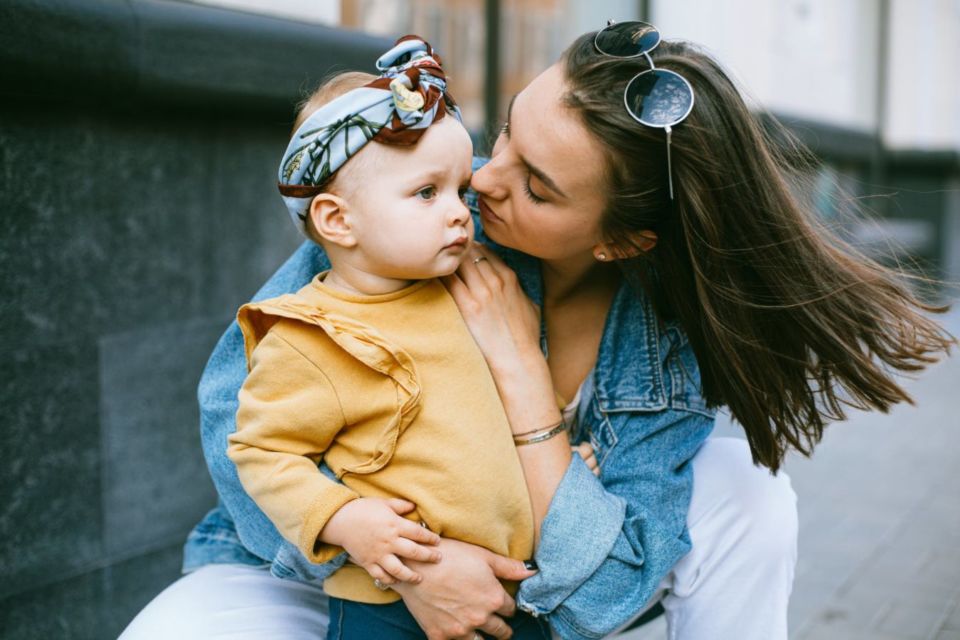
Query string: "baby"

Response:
xmin=227 ymin=37 xmax=549 ymax=639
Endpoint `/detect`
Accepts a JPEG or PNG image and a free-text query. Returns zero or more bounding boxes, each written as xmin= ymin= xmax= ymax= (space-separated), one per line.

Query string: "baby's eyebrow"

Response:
xmin=507 ymin=94 xmax=567 ymax=199
xmin=410 ymin=168 xmax=451 ymax=184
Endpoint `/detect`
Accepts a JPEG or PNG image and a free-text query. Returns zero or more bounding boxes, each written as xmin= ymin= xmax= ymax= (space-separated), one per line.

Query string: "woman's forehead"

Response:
xmin=513 ymin=65 xmax=607 ymax=195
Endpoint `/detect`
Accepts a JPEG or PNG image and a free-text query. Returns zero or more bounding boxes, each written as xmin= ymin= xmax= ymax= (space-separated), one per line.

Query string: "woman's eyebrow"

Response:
xmin=507 ymin=94 xmax=568 ymax=199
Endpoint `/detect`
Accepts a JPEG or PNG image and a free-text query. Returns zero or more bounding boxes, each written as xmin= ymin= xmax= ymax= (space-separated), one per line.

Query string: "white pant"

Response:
xmin=120 ymin=438 xmax=797 ymax=640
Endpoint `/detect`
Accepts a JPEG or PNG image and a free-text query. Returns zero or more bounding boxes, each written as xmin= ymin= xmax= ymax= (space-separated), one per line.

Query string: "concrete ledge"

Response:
xmin=0 ymin=0 xmax=391 ymax=116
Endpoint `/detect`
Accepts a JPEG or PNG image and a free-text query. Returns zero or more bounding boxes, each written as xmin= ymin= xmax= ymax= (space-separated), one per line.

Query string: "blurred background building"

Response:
xmin=197 ymin=0 xmax=960 ymax=285
xmin=1 ymin=1 xmax=957 ymax=638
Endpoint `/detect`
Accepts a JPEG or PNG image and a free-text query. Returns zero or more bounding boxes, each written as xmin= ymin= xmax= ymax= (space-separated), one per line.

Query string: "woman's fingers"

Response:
xmin=380 ymin=554 xmax=422 ymax=584
xmin=476 ymin=614 xmax=514 ymax=639
xmin=393 ymin=537 xmax=443 ymax=563
xmin=573 ymin=442 xmax=600 ymax=475
xmin=460 ymin=246 xmax=499 ymax=292
xmin=386 ymin=498 xmax=416 ymax=514
xmin=398 ymin=519 xmax=441 ymax=546
xmin=574 ymin=442 xmax=594 ymax=461
xmin=366 ymin=564 xmax=396 ymax=586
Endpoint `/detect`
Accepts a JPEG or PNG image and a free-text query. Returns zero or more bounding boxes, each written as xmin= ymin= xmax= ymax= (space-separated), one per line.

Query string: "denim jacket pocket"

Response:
xmin=585 ymin=407 xmax=618 ymax=469
xmin=661 ymin=325 xmax=714 ymax=417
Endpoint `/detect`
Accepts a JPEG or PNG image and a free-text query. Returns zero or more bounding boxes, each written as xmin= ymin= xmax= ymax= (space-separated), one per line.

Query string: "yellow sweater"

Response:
xmin=227 ymin=274 xmax=534 ymax=604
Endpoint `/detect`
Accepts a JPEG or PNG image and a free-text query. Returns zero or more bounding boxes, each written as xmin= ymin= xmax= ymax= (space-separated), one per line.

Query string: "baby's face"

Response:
xmin=340 ymin=116 xmax=475 ymax=281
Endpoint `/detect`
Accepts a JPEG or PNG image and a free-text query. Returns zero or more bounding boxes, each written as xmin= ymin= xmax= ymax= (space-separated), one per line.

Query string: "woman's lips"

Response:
xmin=478 ymin=197 xmax=503 ymax=224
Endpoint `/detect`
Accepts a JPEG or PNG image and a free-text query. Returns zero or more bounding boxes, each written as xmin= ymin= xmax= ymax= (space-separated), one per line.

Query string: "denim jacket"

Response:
xmin=183 ymin=158 xmax=716 ymax=640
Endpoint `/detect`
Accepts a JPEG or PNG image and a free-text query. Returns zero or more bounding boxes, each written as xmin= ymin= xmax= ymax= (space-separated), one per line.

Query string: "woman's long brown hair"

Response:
xmin=562 ymin=34 xmax=955 ymax=472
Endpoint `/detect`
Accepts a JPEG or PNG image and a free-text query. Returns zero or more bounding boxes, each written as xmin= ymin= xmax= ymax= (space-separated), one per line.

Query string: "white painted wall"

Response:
xmin=185 ymin=0 xmax=959 ymax=151
xmin=650 ymin=0 xmax=879 ymax=133
xmin=187 ymin=0 xmax=340 ymax=25
xmin=648 ymin=0 xmax=959 ymax=151
xmin=884 ymin=0 xmax=960 ymax=150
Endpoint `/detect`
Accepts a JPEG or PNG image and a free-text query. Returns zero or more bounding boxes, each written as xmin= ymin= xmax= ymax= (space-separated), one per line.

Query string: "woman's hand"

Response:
xmin=442 ymin=244 xmax=541 ymax=375
xmin=391 ymin=538 xmax=536 ymax=640
xmin=574 ymin=442 xmax=600 ymax=476
xmin=443 ymin=245 xmax=562 ymax=435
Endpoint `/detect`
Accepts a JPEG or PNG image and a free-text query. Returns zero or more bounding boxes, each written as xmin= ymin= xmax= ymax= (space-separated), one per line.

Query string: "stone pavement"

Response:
xmin=622 ymin=307 xmax=960 ymax=640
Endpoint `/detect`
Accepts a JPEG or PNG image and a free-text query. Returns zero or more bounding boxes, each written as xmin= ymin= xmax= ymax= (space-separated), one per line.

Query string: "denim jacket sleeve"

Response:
xmin=517 ymin=405 xmax=714 ymax=640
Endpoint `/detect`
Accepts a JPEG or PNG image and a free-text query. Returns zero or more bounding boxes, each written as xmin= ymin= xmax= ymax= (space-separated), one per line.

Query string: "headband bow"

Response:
xmin=278 ymin=36 xmax=462 ymax=230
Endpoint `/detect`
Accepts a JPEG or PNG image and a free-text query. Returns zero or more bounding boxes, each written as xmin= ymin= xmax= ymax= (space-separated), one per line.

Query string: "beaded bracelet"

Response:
xmin=513 ymin=420 xmax=567 ymax=446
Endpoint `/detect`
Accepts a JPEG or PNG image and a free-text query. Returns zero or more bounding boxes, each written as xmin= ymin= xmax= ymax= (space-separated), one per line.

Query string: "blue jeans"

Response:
xmin=327 ymin=596 xmax=551 ymax=640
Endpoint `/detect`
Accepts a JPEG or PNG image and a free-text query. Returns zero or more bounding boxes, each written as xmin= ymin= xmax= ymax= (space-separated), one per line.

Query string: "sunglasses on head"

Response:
xmin=594 ymin=20 xmax=695 ymax=200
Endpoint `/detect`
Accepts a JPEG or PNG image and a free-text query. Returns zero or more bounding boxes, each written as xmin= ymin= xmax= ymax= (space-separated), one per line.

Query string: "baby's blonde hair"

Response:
xmin=292 ymin=71 xmax=377 ymax=242
xmin=293 ymin=71 xmax=376 ymax=133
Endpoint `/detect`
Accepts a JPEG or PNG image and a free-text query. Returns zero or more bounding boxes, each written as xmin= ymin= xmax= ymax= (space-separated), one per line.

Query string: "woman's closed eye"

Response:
xmin=523 ymin=179 xmax=546 ymax=204
xmin=500 ymin=119 xmax=547 ymax=205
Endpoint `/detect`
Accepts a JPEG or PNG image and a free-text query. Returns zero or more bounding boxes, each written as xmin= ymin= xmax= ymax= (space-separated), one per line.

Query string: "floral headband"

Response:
xmin=278 ymin=35 xmax=462 ymax=230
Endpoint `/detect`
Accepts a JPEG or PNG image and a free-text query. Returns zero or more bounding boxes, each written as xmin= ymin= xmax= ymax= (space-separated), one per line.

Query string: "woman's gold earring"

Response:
xmin=597 ymin=252 xmax=607 ymax=261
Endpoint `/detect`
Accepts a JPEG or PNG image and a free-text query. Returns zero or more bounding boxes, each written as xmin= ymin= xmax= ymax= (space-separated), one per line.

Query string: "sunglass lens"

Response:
xmin=624 ymin=69 xmax=694 ymax=127
xmin=595 ymin=21 xmax=660 ymax=58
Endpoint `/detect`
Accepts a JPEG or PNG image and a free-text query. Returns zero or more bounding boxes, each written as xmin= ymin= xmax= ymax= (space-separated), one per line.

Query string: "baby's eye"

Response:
xmin=416 ymin=186 xmax=437 ymax=200
xmin=458 ymin=186 xmax=470 ymax=202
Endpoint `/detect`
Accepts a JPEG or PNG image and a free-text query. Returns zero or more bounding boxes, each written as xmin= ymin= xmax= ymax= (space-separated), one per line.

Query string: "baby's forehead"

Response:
xmin=341 ymin=118 xmax=472 ymax=186
xmin=334 ymin=140 xmax=388 ymax=188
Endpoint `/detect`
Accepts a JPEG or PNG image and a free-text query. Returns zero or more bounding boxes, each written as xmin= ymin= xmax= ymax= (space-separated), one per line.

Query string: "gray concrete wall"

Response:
xmin=0 ymin=1 xmax=388 ymax=637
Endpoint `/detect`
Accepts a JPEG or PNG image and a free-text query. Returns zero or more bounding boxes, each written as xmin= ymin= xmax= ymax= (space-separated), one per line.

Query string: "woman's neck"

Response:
xmin=541 ymin=254 xmax=621 ymax=306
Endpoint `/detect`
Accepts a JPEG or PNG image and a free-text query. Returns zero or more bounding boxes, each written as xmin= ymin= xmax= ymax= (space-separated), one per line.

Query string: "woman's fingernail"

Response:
xmin=523 ymin=560 xmax=538 ymax=570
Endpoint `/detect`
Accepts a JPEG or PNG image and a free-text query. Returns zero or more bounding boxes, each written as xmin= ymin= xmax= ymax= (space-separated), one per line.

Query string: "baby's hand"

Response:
xmin=573 ymin=442 xmax=600 ymax=476
xmin=320 ymin=497 xmax=442 ymax=588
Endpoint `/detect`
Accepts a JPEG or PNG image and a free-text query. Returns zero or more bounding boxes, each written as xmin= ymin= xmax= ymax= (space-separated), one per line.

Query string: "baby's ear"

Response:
xmin=309 ymin=193 xmax=357 ymax=248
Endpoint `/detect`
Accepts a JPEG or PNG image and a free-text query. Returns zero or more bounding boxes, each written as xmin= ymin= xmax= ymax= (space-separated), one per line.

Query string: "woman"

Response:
xmin=122 ymin=23 xmax=953 ymax=640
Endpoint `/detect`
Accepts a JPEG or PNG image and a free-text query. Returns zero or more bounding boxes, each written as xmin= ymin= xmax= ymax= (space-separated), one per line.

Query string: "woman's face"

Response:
xmin=471 ymin=64 xmax=611 ymax=262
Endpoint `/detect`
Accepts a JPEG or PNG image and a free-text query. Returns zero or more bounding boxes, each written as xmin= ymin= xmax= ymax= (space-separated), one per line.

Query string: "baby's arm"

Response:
xmin=228 ymin=328 xmax=440 ymax=582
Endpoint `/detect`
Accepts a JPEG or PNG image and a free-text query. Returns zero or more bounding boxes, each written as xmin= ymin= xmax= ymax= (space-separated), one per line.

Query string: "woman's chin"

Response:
xmin=479 ymin=222 xmax=515 ymax=251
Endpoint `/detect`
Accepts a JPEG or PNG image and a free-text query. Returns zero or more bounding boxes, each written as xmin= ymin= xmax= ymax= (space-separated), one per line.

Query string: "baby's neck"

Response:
xmin=322 ymin=266 xmax=415 ymax=296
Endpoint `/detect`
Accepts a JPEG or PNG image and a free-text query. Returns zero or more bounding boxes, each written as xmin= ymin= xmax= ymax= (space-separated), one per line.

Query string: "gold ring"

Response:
xmin=473 ymin=256 xmax=488 ymax=264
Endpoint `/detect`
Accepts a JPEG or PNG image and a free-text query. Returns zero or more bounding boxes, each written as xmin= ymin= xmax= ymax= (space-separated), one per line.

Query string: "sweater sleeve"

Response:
xmin=227 ymin=329 xmax=358 ymax=564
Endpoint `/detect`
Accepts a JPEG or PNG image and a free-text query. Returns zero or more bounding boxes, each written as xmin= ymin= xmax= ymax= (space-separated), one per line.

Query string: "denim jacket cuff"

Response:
xmin=517 ymin=455 xmax=627 ymax=616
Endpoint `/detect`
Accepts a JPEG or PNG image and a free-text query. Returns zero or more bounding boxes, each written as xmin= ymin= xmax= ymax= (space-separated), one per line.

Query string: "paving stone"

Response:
xmin=796 ymin=621 xmax=905 ymax=640
xmin=873 ymin=602 xmax=949 ymax=639
xmin=617 ymin=615 xmax=666 ymax=640
xmin=785 ymin=339 xmax=960 ymax=638
xmin=943 ymin=604 xmax=960 ymax=630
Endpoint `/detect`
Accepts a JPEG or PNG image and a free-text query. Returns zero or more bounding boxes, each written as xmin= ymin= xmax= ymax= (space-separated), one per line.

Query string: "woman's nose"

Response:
xmin=471 ymin=157 xmax=507 ymax=201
